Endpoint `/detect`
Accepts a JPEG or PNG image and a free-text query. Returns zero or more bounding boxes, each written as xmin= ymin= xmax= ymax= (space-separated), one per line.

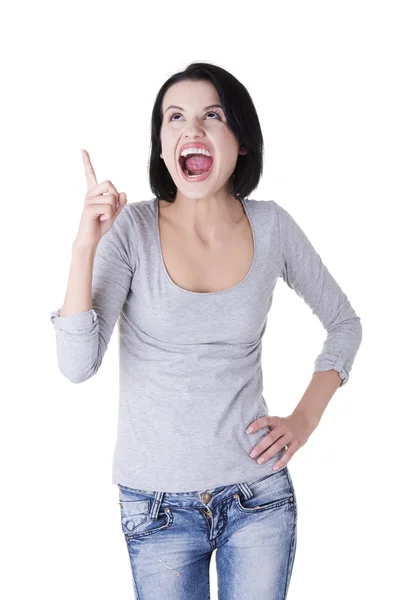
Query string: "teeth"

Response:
xmin=180 ymin=147 xmax=212 ymax=157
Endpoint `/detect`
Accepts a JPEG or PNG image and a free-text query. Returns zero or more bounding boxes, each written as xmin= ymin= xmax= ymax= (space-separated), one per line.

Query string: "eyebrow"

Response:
xmin=163 ymin=103 xmax=223 ymax=114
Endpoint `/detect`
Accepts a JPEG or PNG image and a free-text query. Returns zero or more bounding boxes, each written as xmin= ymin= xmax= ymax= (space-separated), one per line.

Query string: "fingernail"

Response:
xmin=246 ymin=427 xmax=253 ymax=434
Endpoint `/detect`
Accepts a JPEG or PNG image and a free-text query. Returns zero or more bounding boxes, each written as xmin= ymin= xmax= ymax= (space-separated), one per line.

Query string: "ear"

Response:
xmin=160 ymin=153 xmax=163 ymax=159
xmin=238 ymin=145 xmax=248 ymax=156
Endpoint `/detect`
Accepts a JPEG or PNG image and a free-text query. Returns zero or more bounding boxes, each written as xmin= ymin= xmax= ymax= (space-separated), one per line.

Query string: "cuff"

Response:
xmin=50 ymin=307 xmax=98 ymax=333
xmin=313 ymin=350 xmax=350 ymax=387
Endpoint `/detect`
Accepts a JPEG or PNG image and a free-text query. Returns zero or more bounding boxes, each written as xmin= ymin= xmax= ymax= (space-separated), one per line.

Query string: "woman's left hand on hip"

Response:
xmin=245 ymin=412 xmax=317 ymax=470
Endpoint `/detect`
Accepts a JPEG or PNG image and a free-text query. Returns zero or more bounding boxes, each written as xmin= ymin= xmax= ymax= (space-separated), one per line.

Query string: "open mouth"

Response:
xmin=178 ymin=155 xmax=214 ymax=181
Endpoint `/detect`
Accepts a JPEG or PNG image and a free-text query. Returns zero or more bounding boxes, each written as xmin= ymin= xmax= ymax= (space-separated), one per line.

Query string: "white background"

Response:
xmin=1 ymin=0 xmax=398 ymax=598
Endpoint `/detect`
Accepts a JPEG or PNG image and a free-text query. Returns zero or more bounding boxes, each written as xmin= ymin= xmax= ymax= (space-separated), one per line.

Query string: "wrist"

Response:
xmin=292 ymin=409 xmax=320 ymax=434
xmin=72 ymin=242 xmax=97 ymax=256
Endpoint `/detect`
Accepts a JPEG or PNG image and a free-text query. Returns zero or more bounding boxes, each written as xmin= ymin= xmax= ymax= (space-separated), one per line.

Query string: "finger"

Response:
xmin=272 ymin=446 xmax=295 ymax=470
xmin=81 ymin=149 xmax=98 ymax=192
xmin=84 ymin=202 xmax=115 ymax=220
xmin=86 ymin=179 xmax=119 ymax=202
xmin=249 ymin=426 xmax=283 ymax=458
xmin=249 ymin=430 xmax=276 ymax=458
xmin=246 ymin=417 xmax=266 ymax=433
xmin=116 ymin=191 xmax=128 ymax=210
xmin=110 ymin=193 xmax=125 ymax=217
xmin=254 ymin=437 xmax=289 ymax=464
xmin=246 ymin=415 xmax=278 ymax=433
xmin=86 ymin=192 xmax=126 ymax=222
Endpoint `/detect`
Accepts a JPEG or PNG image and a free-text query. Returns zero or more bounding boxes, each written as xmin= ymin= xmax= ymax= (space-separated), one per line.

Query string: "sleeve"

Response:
xmin=273 ymin=201 xmax=362 ymax=387
xmin=49 ymin=206 xmax=138 ymax=383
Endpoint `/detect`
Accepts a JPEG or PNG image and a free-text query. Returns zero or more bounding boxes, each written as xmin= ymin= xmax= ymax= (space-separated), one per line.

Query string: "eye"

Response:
xmin=169 ymin=111 xmax=221 ymax=122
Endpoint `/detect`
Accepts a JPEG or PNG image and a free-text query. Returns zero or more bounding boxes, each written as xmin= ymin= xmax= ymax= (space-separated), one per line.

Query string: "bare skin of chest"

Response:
xmin=158 ymin=200 xmax=254 ymax=293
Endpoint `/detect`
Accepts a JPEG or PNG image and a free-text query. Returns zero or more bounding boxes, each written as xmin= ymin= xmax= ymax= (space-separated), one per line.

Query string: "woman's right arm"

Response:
xmin=60 ymin=244 xmax=97 ymax=317
xmin=49 ymin=150 xmax=135 ymax=383
xmin=50 ymin=220 xmax=136 ymax=383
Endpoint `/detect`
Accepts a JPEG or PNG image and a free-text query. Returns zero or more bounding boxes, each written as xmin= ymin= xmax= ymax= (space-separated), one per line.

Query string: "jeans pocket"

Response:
xmin=119 ymin=499 xmax=151 ymax=535
xmin=234 ymin=467 xmax=295 ymax=514
xmin=118 ymin=485 xmax=174 ymax=540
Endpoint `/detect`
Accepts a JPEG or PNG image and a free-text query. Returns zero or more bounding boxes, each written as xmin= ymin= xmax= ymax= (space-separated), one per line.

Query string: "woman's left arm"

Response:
xmin=275 ymin=200 xmax=363 ymax=393
xmin=245 ymin=202 xmax=363 ymax=468
xmin=292 ymin=369 xmax=343 ymax=431
xmin=276 ymin=201 xmax=363 ymax=429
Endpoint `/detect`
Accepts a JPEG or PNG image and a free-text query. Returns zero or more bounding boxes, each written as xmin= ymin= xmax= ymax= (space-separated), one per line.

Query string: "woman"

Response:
xmin=50 ymin=62 xmax=362 ymax=599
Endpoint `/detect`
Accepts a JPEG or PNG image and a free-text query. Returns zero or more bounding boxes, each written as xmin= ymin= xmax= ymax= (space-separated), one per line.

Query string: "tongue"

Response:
xmin=185 ymin=155 xmax=213 ymax=174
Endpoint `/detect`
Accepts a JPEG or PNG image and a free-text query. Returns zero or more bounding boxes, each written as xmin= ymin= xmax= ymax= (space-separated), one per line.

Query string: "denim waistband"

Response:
xmin=119 ymin=466 xmax=289 ymax=519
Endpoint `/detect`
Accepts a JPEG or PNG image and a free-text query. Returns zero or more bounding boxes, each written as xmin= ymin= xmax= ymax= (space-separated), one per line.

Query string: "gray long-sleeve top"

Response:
xmin=50 ymin=198 xmax=362 ymax=492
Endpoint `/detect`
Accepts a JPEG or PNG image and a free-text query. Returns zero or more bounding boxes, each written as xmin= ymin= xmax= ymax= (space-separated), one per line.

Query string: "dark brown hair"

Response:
xmin=148 ymin=62 xmax=264 ymax=202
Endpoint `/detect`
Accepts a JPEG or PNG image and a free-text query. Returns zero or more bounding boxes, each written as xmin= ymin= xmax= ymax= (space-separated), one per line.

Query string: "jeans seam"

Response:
xmin=131 ymin=567 xmax=140 ymax=599
xmin=282 ymin=504 xmax=297 ymax=599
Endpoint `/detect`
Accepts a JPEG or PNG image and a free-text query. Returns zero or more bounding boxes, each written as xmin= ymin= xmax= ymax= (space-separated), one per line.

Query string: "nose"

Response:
xmin=184 ymin=131 xmax=205 ymax=140
xmin=183 ymin=119 xmax=206 ymax=137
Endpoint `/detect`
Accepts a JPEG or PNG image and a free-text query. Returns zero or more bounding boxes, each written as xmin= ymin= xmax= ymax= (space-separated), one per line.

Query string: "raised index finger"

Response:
xmin=81 ymin=149 xmax=98 ymax=191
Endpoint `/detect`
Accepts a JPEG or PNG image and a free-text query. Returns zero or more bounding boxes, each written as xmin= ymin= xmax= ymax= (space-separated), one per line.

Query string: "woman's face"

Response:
xmin=160 ymin=79 xmax=247 ymax=200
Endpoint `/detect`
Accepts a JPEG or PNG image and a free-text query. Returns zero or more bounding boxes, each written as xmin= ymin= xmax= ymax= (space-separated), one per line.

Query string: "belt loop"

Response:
xmin=238 ymin=482 xmax=253 ymax=499
xmin=149 ymin=491 xmax=164 ymax=519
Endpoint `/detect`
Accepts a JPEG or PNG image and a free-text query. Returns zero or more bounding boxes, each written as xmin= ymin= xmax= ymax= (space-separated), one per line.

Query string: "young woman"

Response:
xmin=50 ymin=62 xmax=362 ymax=599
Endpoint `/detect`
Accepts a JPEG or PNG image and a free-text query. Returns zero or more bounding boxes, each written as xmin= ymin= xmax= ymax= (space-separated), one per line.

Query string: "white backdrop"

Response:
xmin=1 ymin=0 xmax=398 ymax=598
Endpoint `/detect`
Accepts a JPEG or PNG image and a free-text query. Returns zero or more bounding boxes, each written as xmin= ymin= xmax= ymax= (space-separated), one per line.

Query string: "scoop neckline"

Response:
xmin=154 ymin=197 xmax=257 ymax=296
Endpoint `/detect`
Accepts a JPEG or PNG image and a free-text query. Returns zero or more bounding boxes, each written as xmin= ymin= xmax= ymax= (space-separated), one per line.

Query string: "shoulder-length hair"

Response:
xmin=148 ymin=62 xmax=264 ymax=203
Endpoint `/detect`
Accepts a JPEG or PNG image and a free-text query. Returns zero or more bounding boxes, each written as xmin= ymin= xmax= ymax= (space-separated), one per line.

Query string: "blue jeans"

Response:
xmin=118 ymin=465 xmax=297 ymax=599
